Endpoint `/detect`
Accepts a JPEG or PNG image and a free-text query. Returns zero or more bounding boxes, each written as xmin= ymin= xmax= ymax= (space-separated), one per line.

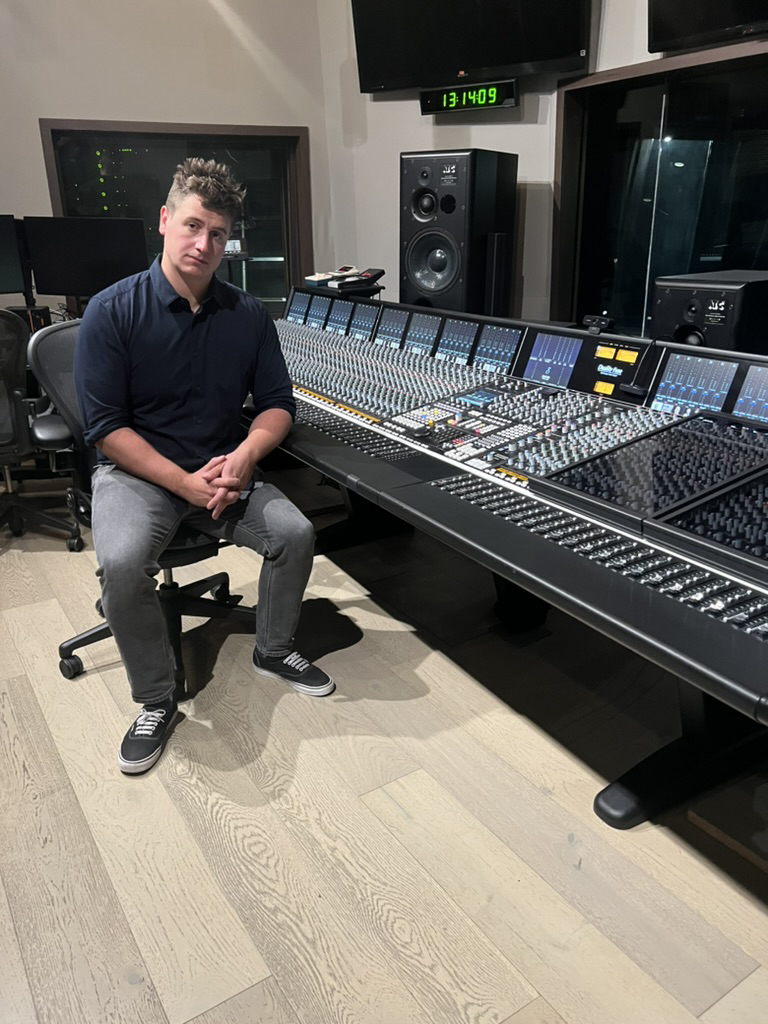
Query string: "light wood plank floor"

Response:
xmin=1 ymin=463 xmax=767 ymax=1024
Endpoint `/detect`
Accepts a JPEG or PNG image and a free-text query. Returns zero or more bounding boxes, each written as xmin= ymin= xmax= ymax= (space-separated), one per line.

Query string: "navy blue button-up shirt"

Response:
xmin=75 ymin=258 xmax=295 ymax=471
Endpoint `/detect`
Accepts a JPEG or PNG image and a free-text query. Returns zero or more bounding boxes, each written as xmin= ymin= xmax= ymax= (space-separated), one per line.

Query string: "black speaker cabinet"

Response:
xmin=399 ymin=149 xmax=518 ymax=316
xmin=651 ymin=270 xmax=768 ymax=354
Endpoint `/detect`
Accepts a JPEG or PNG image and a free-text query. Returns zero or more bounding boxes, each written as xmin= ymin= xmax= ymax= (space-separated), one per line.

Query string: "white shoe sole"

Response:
xmin=253 ymin=662 xmax=335 ymax=697
xmin=117 ymin=710 xmax=180 ymax=774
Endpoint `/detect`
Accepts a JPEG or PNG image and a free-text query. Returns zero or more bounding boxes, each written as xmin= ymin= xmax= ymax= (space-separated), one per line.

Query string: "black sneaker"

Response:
xmin=252 ymin=649 xmax=335 ymax=696
xmin=118 ymin=699 xmax=179 ymax=774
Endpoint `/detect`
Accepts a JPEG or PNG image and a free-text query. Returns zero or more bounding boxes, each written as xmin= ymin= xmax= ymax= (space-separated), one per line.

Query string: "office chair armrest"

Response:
xmin=26 ymin=393 xmax=52 ymax=417
xmin=30 ymin=412 xmax=74 ymax=451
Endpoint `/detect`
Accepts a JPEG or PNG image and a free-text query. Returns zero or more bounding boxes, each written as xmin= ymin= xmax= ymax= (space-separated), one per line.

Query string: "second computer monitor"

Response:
xmin=24 ymin=216 xmax=149 ymax=297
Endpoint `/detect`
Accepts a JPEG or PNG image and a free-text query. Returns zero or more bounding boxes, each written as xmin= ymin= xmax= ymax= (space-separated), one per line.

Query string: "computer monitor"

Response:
xmin=0 ymin=215 xmax=30 ymax=298
xmin=23 ymin=217 xmax=149 ymax=297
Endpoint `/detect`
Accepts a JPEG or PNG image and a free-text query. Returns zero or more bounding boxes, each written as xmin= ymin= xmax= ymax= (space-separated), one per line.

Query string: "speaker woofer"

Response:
xmin=405 ymin=230 xmax=461 ymax=293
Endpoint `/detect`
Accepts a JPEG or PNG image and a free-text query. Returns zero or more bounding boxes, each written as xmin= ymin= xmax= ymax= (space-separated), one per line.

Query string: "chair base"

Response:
xmin=57 ymin=570 xmax=255 ymax=697
xmin=1 ymin=494 xmax=83 ymax=550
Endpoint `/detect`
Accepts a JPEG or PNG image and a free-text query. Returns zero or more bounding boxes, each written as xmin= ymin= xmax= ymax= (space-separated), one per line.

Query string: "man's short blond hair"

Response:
xmin=165 ymin=157 xmax=246 ymax=228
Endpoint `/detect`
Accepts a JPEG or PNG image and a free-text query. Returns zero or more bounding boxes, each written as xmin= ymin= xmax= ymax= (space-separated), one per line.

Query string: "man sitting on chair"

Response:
xmin=75 ymin=157 xmax=334 ymax=776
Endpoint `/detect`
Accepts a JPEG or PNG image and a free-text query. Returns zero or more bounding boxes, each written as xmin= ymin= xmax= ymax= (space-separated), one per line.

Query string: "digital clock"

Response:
xmin=419 ymin=80 xmax=518 ymax=114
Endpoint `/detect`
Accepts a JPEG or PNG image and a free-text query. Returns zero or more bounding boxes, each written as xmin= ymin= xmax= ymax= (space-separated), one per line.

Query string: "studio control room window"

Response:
xmin=554 ymin=51 xmax=768 ymax=337
xmin=40 ymin=120 xmax=313 ymax=316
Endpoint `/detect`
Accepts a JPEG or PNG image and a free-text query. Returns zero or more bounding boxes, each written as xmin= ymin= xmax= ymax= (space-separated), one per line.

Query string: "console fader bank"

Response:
xmin=276 ymin=289 xmax=768 ymax=828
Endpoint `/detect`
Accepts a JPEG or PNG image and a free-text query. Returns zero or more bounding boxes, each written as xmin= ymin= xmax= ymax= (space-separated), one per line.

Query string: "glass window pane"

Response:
xmin=572 ymin=55 xmax=768 ymax=337
xmin=50 ymin=128 xmax=290 ymax=313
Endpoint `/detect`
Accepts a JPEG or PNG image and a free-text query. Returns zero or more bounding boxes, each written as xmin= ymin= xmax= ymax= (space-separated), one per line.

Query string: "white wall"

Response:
xmin=0 ymin=0 xmax=332 ymax=306
xmin=0 ymin=0 xmax=658 ymax=317
xmin=317 ymin=0 xmax=658 ymax=319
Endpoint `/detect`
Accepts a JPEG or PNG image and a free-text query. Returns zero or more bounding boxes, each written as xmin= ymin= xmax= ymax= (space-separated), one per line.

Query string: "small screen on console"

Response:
xmin=286 ymin=291 xmax=310 ymax=323
xmin=435 ymin=318 xmax=478 ymax=364
xmin=472 ymin=323 xmax=522 ymax=373
xmin=305 ymin=294 xmax=332 ymax=328
xmin=373 ymin=307 xmax=409 ymax=348
xmin=348 ymin=302 xmax=379 ymax=341
xmin=403 ymin=312 xmax=441 ymax=354
xmin=650 ymin=352 xmax=739 ymax=416
xmin=522 ymin=332 xmax=583 ymax=389
xmin=325 ymin=298 xmax=354 ymax=335
xmin=731 ymin=364 xmax=768 ymax=425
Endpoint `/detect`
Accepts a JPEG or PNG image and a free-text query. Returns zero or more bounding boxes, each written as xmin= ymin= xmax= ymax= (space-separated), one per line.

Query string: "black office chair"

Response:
xmin=27 ymin=320 xmax=256 ymax=691
xmin=0 ymin=309 xmax=82 ymax=548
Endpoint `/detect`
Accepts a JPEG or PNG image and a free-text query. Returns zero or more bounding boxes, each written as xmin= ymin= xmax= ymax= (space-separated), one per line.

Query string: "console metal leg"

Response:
xmin=593 ymin=682 xmax=768 ymax=829
xmin=492 ymin=573 xmax=550 ymax=638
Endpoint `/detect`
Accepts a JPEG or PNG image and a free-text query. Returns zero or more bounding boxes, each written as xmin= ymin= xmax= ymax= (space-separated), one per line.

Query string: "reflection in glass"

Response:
xmin=573 ymin=59 xmax=768 ymax=337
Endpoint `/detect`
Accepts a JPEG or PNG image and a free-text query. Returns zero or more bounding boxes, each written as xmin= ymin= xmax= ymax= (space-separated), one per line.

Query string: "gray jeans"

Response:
xmin=91 ymin=464 xmax=316 ymax=705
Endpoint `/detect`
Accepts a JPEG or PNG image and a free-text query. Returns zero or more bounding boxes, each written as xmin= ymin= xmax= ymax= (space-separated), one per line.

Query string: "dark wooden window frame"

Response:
xmin=551 ymin=38 xmax=768 ymax=321
xmin=39 ymin=118 xmax=314 ymax=294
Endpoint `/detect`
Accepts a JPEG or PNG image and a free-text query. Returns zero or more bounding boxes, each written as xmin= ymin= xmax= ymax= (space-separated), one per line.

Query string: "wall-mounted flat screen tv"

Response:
xmin=649 ymin=1 xmax=768 ymax=53
xmin=351 ymin=0 xmax=591 ymax=93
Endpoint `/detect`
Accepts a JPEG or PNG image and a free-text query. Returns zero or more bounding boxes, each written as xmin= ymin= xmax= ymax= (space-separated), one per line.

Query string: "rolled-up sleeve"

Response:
xmin=74 ymin=296 xmax=133 ymax=447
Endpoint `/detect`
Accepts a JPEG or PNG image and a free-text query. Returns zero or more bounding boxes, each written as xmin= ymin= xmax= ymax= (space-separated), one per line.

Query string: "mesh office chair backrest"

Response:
xmin=0 ymin=309 xmax=30 ymax=449
xmin=27 ymin=319 xmax=94 ymax=493
xmin=27 ymin=320 xmax=85 ymax=447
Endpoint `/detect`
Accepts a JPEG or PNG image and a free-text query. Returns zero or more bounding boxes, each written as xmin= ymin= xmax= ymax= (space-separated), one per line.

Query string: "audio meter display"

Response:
xmin=306 ymin=294 xmax=332 ymax=329
xmin=732 ymin=364 xmax=768 ymax=425
xmin=348 ymin=302 xmax=379 ymax=341
xmin=435 ymin=318 xmax=479 ymax=364
xmin=325 ymin=298 xmax=354 ymax=335
xmin=472 ymin=323 xmax=522 ymax=373
xmin=403 ymin=312 xmax=442 ymax=354
xmin=374 ymin=307 xmax=410 ymax=348
xmin=522 ymin=333 xmax=583 ymax=389
xmin=286 ymin=291 xmax=310 ymax=323
xmin=650 ymin=352 xmax=739 ymax=415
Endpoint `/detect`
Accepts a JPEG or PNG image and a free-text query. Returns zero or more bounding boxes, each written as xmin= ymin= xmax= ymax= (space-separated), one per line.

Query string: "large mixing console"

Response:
xmin=275 ymin=289 xmax=768 ymax=828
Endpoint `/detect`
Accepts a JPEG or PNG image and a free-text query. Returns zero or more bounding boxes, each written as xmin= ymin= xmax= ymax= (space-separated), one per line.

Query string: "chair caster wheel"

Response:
xmin=60 ymin=655 xmax=84 ymax=679
xmin=212 ymin=583 xmax=243 ymax=606
xmin=211 ymin=583 xmax=230 ymax=602
xmin=11 ymin=527 xmax=24 ymax=537
xmin=67 ymin=536 xmax=84 ymax=552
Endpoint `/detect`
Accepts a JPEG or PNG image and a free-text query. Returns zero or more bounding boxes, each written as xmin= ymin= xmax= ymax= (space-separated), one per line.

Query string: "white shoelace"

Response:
xmin=133 ymin=708 xmax=168 ymax=737
xmin=282 ymin=651 xmax=310 ymax=672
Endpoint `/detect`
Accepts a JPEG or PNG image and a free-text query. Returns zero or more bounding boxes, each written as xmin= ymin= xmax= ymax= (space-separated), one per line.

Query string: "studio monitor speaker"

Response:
xmin=651 ymin=270 xmax=768 ymax=354
xmin=399 ymin=149 xmax=518 ymax=316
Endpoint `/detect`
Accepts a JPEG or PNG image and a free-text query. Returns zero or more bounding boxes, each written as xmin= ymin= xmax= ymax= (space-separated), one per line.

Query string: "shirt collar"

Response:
xmin=149 ymin=255 xmax=232 ymax=311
